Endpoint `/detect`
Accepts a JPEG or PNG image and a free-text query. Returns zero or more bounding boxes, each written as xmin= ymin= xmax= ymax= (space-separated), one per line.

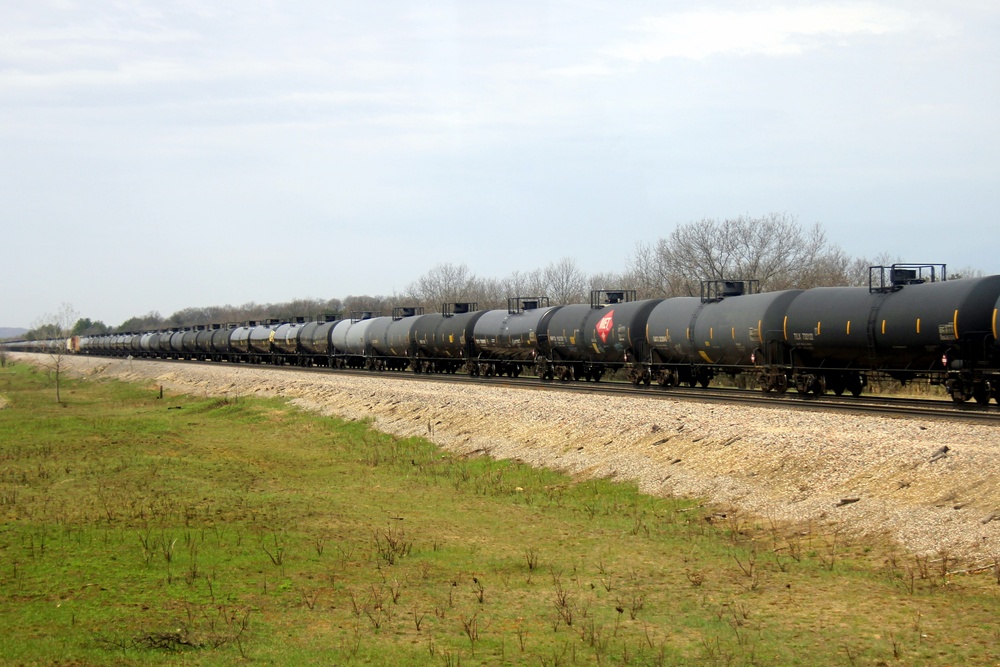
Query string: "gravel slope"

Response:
xmin=23 ymin=353 xmax=1000 ymax=563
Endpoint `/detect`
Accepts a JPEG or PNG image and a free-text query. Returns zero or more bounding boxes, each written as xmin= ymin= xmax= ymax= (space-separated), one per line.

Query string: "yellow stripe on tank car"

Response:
xmin=783 ymin=316 xmax=788 ymax=341
xmin=993 ymin=309 xmax=998 ymax=340
xmin=846 ymin=320 xmax=851 ymax=335
xmin=698 ymin=350 xmax=715 ymax=363
xmin=916 ymin=318 xmax=920 ymax=335
xmin=732 ymin=327 xmax=735 ymax=339
xmin=954 ymin=310 xmax=960 ymax=338
xmin=882 ymin=320 xmax=886 ymax=335
xmin=817 ymin=321 xmax=821 ymax=336
xmin=757 ymin=320 xmax=763 ymax=344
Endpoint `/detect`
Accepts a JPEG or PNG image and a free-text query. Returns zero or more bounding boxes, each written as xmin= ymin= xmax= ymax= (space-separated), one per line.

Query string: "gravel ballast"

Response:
xmin=22 ymin=353 xmax=1000 ymax=562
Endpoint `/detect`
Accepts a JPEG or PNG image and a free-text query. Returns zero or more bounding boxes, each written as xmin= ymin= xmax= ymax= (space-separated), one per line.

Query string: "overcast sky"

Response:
xmin=2 ymin=1 xmax=998 ymax=328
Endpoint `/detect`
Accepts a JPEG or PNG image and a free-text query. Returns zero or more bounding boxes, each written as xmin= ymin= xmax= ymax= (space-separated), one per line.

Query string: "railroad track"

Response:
xmin=105 ymin=355 xmax=1000 ymax=425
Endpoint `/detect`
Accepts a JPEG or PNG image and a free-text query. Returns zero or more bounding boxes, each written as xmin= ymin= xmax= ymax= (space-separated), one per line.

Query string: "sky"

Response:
xmin=2 ymin=1 xmax=998 ymax=328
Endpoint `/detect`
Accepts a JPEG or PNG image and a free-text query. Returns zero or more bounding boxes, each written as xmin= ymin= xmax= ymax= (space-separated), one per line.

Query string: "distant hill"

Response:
xmin=0 ymin=327 xmax=28 ymax=340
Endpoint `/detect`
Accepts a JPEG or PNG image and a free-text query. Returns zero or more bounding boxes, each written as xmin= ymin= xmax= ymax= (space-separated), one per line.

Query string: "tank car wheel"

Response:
xmin=973 ymin=383 xmax=991 ymax=405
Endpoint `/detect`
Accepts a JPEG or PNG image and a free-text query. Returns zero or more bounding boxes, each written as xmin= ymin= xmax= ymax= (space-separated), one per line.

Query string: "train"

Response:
xmin=4 ymin=263 xmax=1000 ymax=405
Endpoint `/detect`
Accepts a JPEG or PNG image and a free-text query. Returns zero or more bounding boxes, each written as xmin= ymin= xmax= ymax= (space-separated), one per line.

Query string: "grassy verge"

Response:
xmin=1 ymin=362 xmax=998 ymax=665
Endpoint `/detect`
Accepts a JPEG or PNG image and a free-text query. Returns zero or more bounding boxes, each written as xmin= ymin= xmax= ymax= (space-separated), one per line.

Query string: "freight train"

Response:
xmin=5 ymin=264 xmax=999 ymax=404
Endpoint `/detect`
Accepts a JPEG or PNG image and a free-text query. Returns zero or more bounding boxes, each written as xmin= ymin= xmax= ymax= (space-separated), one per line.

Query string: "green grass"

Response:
xmin=1 ymin=361 xmax=999 ymax=665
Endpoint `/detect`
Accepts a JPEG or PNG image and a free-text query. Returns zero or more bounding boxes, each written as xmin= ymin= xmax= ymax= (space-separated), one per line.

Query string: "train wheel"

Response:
xmin=973 ymin=383 xmax=990 ymax=405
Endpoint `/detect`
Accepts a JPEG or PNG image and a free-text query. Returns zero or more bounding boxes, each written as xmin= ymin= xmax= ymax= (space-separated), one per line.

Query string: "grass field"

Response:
xmin=1 ymin=361 xmax=999 ymax=665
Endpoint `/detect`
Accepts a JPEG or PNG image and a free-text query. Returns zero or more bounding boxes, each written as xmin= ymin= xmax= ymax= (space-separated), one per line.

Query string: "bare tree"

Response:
xmin=32 ymin=302 xmax=79 ymax=404
xmin=341 ymin=294 xmax=392 ymax=318
xmin=629 ymin=213 xmax=846 ymax=295
xmin=405 ymin=263 xmax=480 ymax=311
xmin=542 ymin=257 xmax=587 ymax=304
xmin=947 ymin=265 xmax=984 ymax=280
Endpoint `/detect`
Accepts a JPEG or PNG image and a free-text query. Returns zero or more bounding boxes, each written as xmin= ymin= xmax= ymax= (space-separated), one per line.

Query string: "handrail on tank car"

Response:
xmin=700 ymin=279 xmax=759 ymax=303
xmin=392 ymin=306 xmax=424 ymax=320
xmin=590 ymin=289 xmax=636 ymax=308
xmin=869 ymin=263 xmax=946 ymax=293
xmin=508 ymin=297 xmax=549 ymax=314
xmin=441 ymin=302 xmax=478 ymax=317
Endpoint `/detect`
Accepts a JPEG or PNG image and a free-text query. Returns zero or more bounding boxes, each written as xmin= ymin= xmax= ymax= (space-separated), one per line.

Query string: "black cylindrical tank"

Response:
xmin=299 ymin=319 xmax=338 ymax=356
xmin=384 ymin=309 xmax=427 ymax=357
xmin=137 ymin=332 xmax=153 ymax=356
xmin=211 ymin=325 xmax=235 ymax=357
xmin=272 ymin=321 xmax=304 ymax=355
xmin=544 ymin=304 xmax=596 ymax=361
xmin=195 ymin=327 xmax=214 ymax=355
xmin=361 ymin=317 xmax=394 ymax=356
xmin=418 ymin=307 xmax=490 ymax=359
xmin=690 ymin=290 xmax=803 ymax=366
xmin=330 ymin=318 xmax=356 ymax=355
xmin=784 ymin=275 xmax=1000 ymax=370
xmin=473 ymin=304 xmax=563 ymax=360
xmin=168 ymin=331 xmax=186 ymax=356
xmin=645 ymin=297 xmax=704 ymax=364
xmin=585 ymin=298 xmax=665 ymax=363
xmin=338 ymin=316 xmax=390 ymax=356
xmin=248 ymin=322 xmax=280 ymax=355
xmin=148 ymin=332 xmax=165 ymax=355
xmin=230 ymin=324 xmax=254 ymax=355
xmin=182 ymin=329 xmax=199 ymax=355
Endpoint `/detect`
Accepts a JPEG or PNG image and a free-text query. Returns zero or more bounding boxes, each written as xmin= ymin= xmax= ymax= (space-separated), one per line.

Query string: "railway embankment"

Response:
xmin=22 ymin=352 xmax=1000 ymax=561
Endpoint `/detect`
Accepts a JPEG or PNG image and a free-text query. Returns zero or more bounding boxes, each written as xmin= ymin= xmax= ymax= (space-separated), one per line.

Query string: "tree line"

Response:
xmin=19 ymin=213 xmax=984 ymax=338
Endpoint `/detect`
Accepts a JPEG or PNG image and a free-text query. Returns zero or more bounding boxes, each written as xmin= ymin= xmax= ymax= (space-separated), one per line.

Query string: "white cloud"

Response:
xmin=606 ymin=4 xmax=933 ymax=62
